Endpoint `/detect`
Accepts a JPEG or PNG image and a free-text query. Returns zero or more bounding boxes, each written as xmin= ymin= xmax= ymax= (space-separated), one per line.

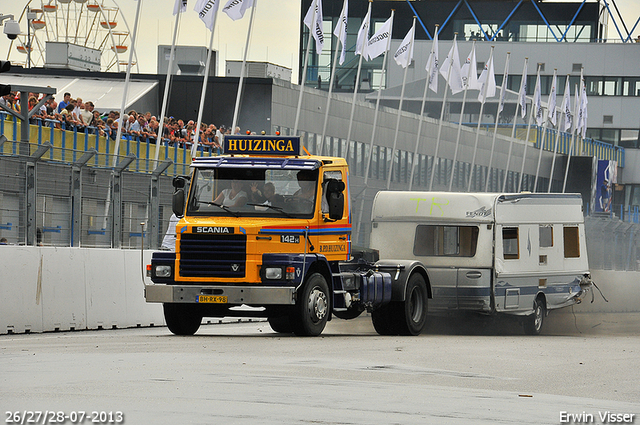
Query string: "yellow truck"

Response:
xmin=145 ymin=135 xmax=431 ymax=336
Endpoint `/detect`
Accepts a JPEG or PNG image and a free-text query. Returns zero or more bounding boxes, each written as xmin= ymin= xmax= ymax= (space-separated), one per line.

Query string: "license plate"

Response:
xmin=197 ymin=295 xmax=228 ymax=303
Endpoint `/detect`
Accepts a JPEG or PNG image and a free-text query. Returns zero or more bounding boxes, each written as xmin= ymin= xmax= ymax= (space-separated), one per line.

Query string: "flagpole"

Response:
xmin=448 ymin=41 xmax=475 ymax=191
xmin=484 ymin=52 xmax=510 ymax=192
xmin=562 ymin=83 xmax=580 ymax=193
xmin=532 ymin=113 xmax=549 ymax=192
xmin=355 ymin=10 xmax=394 ymax=244
xmin=113 ymin=0 xmax=142 ymax=167
xmin=467 ymin=45 xmax=494 ymax=192
xmin=534 ymin=68 xmax=555 ymax=192
xmin=154 ymin=4 xmax=182 ymax=164
xmin=408 ymin=68 xmax=431 ymax=191
xmin=502 ymin=57 xmax=527 ymax=192
xmin=548 ymin=71 xmax=564 ymax=193
xmin=105 ymin=0 xmax=142 ymax=235
xmin=344 ymin=54 xmax=364 ymax=159
xmin=409 ymin=24 xmax=438 ymax=191
xmin=293 ymin=0 xmax=318 ymax=135
xmin=190 ymin=26 xmax=216 ymax=157
xmin=518 ymin=63 xmax=541 ymax=192
xmin=319 ymin=0 xmax=345 ymax=155
xmin=428 ymin=35 xmax=457 ymax=191
xmin=364 ymin=17 xmax=394 ymax=181
xmin=386 ymin=17 xmax=414 ymax=190
xmin=231 ymin=0 xmax=258 ymax=134
xmin=345 ymin=0 xmax=371 ymax=161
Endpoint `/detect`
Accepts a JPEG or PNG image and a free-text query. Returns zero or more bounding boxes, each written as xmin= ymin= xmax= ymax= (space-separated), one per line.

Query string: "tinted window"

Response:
xmin=413 ymin=225 xmax=479 ymax=257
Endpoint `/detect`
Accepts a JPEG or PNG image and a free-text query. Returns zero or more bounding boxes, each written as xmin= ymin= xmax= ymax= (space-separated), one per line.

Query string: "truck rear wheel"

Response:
xmin=372 ymin=273 xmax=428 ymax=336
xmin=163 ymin=303 xmax=202 ymax=336
xmin=291 ymin=273 xmax=330 ymax=336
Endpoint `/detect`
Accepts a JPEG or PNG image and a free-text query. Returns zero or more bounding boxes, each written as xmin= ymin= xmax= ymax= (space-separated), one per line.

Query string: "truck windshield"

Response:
xmin=187 ymin=167 xmax=319 ymax=219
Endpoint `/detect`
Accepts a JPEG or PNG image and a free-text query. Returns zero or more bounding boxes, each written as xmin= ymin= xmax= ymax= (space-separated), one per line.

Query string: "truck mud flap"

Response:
xmin=360 ymin=272 xmax=392 ymax=308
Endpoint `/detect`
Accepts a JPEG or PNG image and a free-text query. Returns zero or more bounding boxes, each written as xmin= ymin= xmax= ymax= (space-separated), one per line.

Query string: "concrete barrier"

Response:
xmin=1 ymin=247 xmax=638 ymax=334
xmin=0 ymin=246 xmax=162 ymax=334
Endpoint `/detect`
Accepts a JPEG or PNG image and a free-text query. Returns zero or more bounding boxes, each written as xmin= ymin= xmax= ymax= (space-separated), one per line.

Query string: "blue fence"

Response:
xmin=1 ymin=112 xmax=216 ymax=176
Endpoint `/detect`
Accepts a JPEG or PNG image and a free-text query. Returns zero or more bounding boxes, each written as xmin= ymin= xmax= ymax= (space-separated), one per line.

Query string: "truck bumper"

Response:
xmin=145 ymin=284 xmax=296 ymax=305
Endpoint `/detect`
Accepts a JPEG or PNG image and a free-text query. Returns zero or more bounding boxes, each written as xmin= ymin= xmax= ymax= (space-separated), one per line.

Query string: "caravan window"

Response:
xmin=539 ymin=225 xmax=553 ymax=248
xmin=502 ymin=227 xmax=519 ymax=260
xmin=563 ymin=226 xmax=580 ymax=258
xmin=413 ymin=225 xmax=479 ymax=257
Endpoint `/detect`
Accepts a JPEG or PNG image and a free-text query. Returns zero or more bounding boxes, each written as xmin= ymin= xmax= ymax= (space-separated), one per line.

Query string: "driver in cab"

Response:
xmin=294 ymin=170 xmax=316 ymax=201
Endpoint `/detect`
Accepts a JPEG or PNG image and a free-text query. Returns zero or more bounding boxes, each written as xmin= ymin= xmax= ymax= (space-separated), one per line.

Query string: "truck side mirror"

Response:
xmin=172 ymin=188 xmax=185 ymax=218
xmin=326 ymin=179 xmax=345 ymax=221
xmin=173 ymin=176 xmax=187 ymax=189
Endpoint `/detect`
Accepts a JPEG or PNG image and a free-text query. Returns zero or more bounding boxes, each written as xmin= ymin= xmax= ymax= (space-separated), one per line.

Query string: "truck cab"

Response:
xmin=145 ymin=136 xmax=430 ymax=336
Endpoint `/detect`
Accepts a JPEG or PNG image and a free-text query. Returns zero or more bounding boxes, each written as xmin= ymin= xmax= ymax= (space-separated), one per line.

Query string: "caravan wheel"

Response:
xmin=523 ymin=297 xmax=545 ymax=335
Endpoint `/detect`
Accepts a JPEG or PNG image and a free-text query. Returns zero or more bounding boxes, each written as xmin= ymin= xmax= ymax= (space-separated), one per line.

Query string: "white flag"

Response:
xmin=518 ymin=59 xmax=528 ymax=119
xmin=477 ymin=54 xmax=496 ymax=103
xmin=579 ymin=81 xmax=588 ymax=138
xmin=439 ymin=37 xmax=464 ymax=94
xmin=366 ymin=14 xmax=392 ymax=61
xmin=460 ymin=44 xmax=479 ymax=90
xmin=194 ymin=0 xmax=220 ymax=31
xmin=497 ymin=54 xmax=510 ymax=115
xmin=355 ymin=3 xmax=371 ymax=57
xmin=560 ymin=76 xmax=572 ymax=133
xmin=533 ymin=71 xmax=543 ymax=127
xmin=333 ymin=0 xmax=348 ymax=65
xmin=222 ymin=0 xmax=254 ymax=21
xmin=575 ymin=75 xmax=585 ymax=135
xmin=548 ymin=70 xmax=558 ymax=127
xmin=394 ymin=22 xmax=414 ymax=68
xmin=173 ymin=0 xmax=187 ymax=15
xmin=303 ymin=0 xmax=325 ymax=54
xmin=426 ymin=27 xmax=439 ymax=94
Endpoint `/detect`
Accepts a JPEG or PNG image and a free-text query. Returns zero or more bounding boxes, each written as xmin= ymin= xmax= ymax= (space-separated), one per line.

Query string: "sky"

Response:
xmin=1 ymin=0 xmax=301 ymax=78
xmin=1 ymin=0 xmax=640 ymax=81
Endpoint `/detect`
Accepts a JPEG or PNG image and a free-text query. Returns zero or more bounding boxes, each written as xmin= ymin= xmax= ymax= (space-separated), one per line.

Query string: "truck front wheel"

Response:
xmin=163 ymin=303 xmax=202 ymax=336
xmin=291 ymin=273 xmax=330 ymax=336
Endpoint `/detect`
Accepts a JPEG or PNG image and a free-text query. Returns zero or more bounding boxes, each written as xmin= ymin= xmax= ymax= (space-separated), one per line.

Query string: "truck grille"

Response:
xmin=178 ymin=233 xmax=247 ymax=278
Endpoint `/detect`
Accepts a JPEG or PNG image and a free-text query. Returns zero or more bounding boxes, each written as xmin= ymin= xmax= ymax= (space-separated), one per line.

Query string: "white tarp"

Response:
xmin=1 ymin=73 xmax=158 ymax=113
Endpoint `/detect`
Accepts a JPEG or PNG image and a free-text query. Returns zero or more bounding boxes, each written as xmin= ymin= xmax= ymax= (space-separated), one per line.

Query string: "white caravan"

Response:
xmin=370 ymin=191 xmax=593 ymax=334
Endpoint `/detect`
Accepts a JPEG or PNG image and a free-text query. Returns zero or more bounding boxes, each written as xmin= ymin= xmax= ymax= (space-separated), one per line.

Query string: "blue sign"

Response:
xmin=224 ymin=136 xmax=300 ymax=156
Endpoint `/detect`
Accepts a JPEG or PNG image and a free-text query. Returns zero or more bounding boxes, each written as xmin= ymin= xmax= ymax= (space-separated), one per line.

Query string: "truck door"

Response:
xmin=315 ymin=168 xmax=351 ymax=261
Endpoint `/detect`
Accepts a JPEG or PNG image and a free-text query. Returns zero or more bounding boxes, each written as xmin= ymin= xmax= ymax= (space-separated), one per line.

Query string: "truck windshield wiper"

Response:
xmin=196 ymin=200 xmax=239 ymax=217
xmin=246 ymin=203 xmax=295 ymax=218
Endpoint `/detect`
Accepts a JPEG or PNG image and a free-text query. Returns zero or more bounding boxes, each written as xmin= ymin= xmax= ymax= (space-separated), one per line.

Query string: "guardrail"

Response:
xmin=471 ymin=122 xmax=625 ymax=167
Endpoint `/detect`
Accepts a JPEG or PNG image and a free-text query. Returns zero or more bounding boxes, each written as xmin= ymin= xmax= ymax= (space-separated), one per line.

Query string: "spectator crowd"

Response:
xmin=0 ymin=90 xmax=243 ymax=153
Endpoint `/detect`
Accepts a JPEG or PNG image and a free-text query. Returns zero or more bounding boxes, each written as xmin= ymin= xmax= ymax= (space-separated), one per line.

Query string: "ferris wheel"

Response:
xmin=7 ymin=0 xmax=138 ymax=72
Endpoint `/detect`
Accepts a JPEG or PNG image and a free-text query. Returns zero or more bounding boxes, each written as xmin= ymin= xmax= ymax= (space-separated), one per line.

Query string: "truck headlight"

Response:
xmin=155 ymin=265 xmax=172 ymax=278
xmin=264 ymin=267 xmax=283 ymax=280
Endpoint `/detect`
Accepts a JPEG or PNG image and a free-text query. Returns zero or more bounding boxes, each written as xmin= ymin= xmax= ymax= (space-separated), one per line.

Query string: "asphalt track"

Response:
xmin=1 ymin=312 xmax=639 ymax=425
